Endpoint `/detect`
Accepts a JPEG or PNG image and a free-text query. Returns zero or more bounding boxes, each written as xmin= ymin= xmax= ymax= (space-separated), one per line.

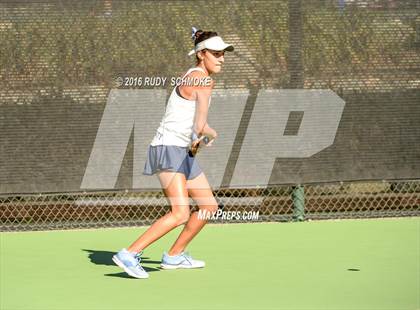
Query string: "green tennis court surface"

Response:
xmin=1 ymin=217 xmax=419 ymax=310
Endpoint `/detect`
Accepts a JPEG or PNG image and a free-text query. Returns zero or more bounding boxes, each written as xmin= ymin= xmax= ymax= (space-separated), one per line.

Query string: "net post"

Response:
xmin=292 ymin=184 xmax=305 ymax=221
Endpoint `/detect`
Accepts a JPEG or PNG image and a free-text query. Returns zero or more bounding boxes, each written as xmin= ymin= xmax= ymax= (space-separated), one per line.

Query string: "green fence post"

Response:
xmin=292 ymin=185 xmax=305 ymax=221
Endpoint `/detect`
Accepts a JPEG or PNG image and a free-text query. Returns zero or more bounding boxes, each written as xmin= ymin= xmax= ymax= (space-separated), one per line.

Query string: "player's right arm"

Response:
xmin=180 ymin=71 xmax=217 ymax=139
xmin=194 ymin=90 xmax=217 ymax=139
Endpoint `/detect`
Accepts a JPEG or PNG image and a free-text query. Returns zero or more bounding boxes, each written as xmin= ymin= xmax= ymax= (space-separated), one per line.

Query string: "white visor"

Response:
xmin=188 ymin=36 xmax=234 ymax=56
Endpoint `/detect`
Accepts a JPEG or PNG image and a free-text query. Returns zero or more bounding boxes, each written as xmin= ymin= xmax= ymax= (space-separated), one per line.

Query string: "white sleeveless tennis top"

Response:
xmin=150 ymin=67 xmax=211 ymax=147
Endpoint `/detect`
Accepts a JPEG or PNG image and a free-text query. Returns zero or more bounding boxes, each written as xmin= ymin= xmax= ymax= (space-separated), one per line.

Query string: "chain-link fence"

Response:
xmin=1 ymin=1 xmax=419 ymax=232
xmin=1 ymin=180 xmax=418 ymax=231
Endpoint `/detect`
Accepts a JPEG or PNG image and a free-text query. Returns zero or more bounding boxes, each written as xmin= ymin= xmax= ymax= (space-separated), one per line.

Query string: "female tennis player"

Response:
xmin=112 ymin=27 xmax=234 ymax=279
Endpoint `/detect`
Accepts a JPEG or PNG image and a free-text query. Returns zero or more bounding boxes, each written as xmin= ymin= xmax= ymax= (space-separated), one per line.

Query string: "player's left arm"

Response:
xmin=201 ymin=123 xmax=217 ymax=146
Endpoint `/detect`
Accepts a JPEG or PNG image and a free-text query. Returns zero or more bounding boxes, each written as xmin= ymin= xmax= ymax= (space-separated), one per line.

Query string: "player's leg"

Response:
xmin=113 ymin=171 xmax=191 ymax=278
xmin=167 ymin=172 xmax=218 ymax=256
xmin=127 ymin=171 xmax=191 ymax=253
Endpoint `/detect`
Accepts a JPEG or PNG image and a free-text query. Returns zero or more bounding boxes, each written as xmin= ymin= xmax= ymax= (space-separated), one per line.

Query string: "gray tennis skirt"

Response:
xmin=143 ymin=145 xmax=203 ymax=180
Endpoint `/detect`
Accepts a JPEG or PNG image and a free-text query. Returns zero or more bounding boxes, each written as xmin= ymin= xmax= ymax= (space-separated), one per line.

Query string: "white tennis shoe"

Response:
xmin=112 ymin=248 xmax=149 ymax=279
xmin=160 ymin=251 xmax=205 ymax=269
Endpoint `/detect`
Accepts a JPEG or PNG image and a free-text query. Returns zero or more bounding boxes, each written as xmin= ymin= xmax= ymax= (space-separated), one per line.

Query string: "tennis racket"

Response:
xmin=188 ymin=134 xmax=214 ymax=157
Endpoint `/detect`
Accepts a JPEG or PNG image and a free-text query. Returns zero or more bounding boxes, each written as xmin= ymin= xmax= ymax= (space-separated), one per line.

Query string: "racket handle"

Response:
xmin=189 ymin=135 xmax=212 ymax=157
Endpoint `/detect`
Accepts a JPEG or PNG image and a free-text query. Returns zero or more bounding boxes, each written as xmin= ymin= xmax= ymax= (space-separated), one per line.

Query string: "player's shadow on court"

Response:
xmin=82 ymin=249 xmax=161 ymax=275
